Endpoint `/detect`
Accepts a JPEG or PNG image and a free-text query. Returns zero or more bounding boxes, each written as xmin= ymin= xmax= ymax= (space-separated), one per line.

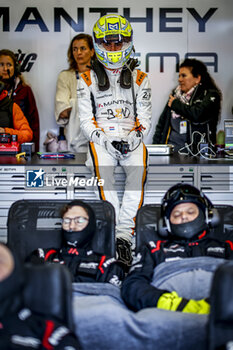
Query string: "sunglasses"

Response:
xmin=62 ymin=216 xmax=89 ymax=225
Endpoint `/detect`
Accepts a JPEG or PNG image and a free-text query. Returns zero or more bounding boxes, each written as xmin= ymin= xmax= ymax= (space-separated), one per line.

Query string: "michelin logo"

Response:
xmin=26 ymin=169 xmax=45 ymax=187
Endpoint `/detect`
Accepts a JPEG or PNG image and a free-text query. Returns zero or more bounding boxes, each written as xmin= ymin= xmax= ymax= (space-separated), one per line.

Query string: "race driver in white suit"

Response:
xmin=77 ymin=14 xmax=152 ymax=269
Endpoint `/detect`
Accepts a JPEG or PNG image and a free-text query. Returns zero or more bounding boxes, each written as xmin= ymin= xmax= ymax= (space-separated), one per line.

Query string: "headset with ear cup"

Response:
xmin=158 ymin=183 xmax=220 ymax=238
xmin=0 ymin=49 xmax=21 ymax=77
xmin=207 ymin=207 xmax=220 ymax=228
xmin=158 ymin=217 xmax=170 ymax=237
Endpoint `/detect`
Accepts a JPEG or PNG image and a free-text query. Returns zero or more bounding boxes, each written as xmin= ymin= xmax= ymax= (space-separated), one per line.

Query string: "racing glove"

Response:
xmin=91 ymin=130 xmax=122 ymax=159
xmin=127 ymin=129 xmax=143 ymax=151
xmin=157 ymin=291 xmax=210 ymax=314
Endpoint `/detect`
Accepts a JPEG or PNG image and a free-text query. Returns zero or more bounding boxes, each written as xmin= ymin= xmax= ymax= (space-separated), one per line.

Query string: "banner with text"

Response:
xmin=1 ymin=0 xmax=233 ymax=149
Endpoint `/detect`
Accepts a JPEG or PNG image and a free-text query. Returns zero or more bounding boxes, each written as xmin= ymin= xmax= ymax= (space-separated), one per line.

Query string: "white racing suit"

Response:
xmin=77 ymin=67 xmax=152 ymax=242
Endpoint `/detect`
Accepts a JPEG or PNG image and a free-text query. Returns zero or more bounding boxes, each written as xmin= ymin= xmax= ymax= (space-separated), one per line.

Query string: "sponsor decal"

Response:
xmin=163 ymin=247 xmax=185 ymax=253
xmin=103 ymin=257 xmax=116 ymax=268
xmin=108 ymin=23 xmax=119 ymax=31
xmin=11 ymin=335 xmax=40 ymax=348
xmin=49 ymin=326 xmax=69 ymax=346
xmin=79 ymin=262 xmax=98 ymax=269
xmin=207 ymin=247 xmax=225 ymax=254
xmin=165 ymin=256 xmax=183 ymax=262
xmin=109 ymin=275 xmax=122 ymax=287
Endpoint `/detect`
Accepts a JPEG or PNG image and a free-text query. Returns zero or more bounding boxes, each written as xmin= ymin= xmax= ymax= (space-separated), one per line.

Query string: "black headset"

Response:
xmin=158 ymin=184 xmax=220 ymax=237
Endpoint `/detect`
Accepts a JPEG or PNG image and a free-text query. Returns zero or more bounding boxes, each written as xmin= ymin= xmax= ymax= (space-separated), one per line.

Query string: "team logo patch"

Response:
xmin=108 ymin=23 xmax=119 ymax=31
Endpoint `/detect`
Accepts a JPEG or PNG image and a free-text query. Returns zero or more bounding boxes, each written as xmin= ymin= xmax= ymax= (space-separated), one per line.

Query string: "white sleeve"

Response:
xmin=135 ymin=73 xmax=152 ymax=137
xmin=77 ymin=76 xmax=101 ymax=140
xmin=55 ymin=71 xmax=73 ymax=124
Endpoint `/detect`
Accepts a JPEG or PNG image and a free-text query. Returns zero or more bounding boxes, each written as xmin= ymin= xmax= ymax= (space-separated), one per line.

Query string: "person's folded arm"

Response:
xmin=4 ymin=103 xmax=33 ymax=143
xmin=55 ymin=71 xmax=74 ymax=123
xmin=77 ymin=77 xmax=99 ymax=141
xmin=152 ymin=105 xmax=170 ymax=144
xmin=170 ymin=89 xmax=220 ymax=124
xmin=121 ymin=244 xmax=168 ymax=311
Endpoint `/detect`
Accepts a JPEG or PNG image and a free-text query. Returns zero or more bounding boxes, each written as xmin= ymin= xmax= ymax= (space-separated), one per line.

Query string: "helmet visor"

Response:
xmin=164 ymin=185 xmax=201 ymax=203
xmin=95 ymin=33 xmax=131 ymax=45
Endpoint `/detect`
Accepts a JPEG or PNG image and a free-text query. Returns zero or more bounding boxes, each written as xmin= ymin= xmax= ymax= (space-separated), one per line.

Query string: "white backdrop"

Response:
xmin=1 ymin=0 xmax=233 ymax=150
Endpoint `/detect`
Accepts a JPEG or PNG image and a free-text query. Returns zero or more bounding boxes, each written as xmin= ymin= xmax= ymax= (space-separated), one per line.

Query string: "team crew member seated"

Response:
xmin=77 ymin=14 xmax=152 ymax=268
xmin=0 ymin=81 xmax=33 ymax=143
xmin=0 ymin=243 xmax=80 ymax=350
xmin=27 ymin=200 xmax=124 ymax=287
xmin=121 ymin=183 xmax=233 ymax=313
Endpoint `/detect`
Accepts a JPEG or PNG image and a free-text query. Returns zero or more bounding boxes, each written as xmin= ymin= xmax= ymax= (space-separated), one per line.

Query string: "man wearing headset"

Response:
xmin=121 ymin=183 xmax=233 ymax=313
xmin=77 ymin=14 xmax=152 ymax=269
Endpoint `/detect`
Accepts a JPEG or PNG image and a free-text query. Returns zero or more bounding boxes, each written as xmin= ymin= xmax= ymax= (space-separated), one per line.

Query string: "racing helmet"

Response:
xmin=93 ymin=14 xmax=133 ymax=69
xmin=158 ymin=183 xmax=220 ymax=238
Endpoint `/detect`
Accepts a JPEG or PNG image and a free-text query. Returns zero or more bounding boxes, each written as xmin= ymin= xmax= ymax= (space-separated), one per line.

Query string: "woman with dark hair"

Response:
xmin=55 ymin=34 xmax=95 ymax=152
xmin=27 ymin=200 xmax=124 ymax=286
xmin=152 ymin=58 xmax=222 ymax=153
xmin=0 ymin=49 xmax=40 ymax=151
